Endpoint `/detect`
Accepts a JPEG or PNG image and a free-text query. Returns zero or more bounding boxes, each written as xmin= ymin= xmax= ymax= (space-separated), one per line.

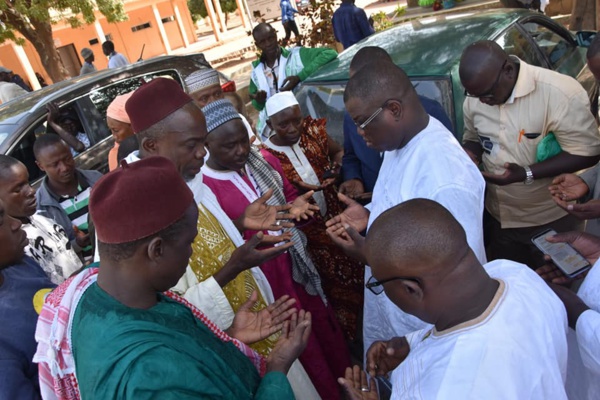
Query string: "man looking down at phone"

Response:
xmin=460 ymin=40 xmax=600 ymax=269
xmin=326 ymin=60 xmax=486 ymax=356
xmin=536 ymin=231 xmax=600 ymax=400
xmin=338 ymin=199 xmax=568 ymax=399
xmin=263 ymin=91 xmax=364 ymax=344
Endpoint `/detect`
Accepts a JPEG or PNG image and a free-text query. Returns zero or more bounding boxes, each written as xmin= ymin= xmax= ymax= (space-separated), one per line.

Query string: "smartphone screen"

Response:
xmin=531 ymin=229 xmax=591 ymax=277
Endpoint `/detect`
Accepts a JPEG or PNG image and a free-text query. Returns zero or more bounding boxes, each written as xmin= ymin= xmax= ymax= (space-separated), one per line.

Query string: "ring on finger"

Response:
xmin=361 ymin=387 xmax=370 ymax=392
xmin=275 ymin=220 xmax=282 ymax=226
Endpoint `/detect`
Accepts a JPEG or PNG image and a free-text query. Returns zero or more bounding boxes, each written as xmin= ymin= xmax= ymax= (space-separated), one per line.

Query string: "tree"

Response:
xmin=0 ymin=0 xmax=127 ymax=82
xmin=570 ymin=0 xmax=596 ymax=30
xmin=188 ymin=0 xmax=238 ymax=25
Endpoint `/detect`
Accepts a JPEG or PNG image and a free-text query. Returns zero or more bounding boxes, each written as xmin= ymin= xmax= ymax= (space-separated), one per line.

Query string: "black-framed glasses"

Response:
xmin=355 ymin=99 xmax=393 ymax=130
xmin=365 ymin=275 xmax=418 ymax=295
xmin=464 ymin=59 xmax=507 ymax=99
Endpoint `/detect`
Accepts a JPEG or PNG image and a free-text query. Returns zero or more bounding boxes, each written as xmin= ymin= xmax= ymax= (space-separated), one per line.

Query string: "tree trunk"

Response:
xmin=24 ymin=21 xmax=69 ymax=82
xmin=0 ymin=8 xmax=68 ymax=82
xmin=570 ymin=0 xmax=596 ymax=30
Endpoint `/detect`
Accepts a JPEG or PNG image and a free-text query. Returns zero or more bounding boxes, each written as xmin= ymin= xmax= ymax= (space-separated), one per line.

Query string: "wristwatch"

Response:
xmin=524 ymin=166 xmax=534 ymax=185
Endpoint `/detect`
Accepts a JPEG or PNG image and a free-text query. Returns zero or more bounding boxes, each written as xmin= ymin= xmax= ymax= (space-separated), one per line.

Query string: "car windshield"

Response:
xmin=296 ymin=78 xmax=454 ymax=144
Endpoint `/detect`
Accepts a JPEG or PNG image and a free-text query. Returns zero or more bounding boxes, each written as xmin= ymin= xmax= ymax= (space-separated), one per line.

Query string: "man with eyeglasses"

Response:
xmin=460 ymin=40 xmax=600 ymax=270
xmin=326 ymin=61 xmax=486 ymax=357
xmin=339 ymin=46 xmax=453 ymax=200
xmin=338 ymin=199 xmax=568 ymax=399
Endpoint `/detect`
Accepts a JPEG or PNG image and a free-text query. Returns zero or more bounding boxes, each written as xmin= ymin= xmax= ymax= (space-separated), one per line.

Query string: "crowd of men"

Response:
xmin=1 ymin=19 xmax=600 ymax=400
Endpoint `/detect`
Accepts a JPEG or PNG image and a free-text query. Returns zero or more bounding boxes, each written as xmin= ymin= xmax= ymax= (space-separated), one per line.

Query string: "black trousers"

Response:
xmin=486 ymin=212 xmax=584 ymax=270
xmin=283 ymin=20 xmax=300 ymax=41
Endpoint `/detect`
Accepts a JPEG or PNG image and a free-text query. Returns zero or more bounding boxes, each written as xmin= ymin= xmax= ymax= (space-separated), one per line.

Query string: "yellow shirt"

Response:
xmin=463 ymin=58 xmax=600 ymax=228
xmin=189 ymin=204 xmax=277 ymax=355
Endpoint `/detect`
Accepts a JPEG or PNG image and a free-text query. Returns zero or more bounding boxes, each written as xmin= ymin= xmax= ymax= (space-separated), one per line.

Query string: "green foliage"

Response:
xmin=372 ymin=11 xmax=392 ymax=32
xmin=0 ymin=0 xmax=127 ymax=43
xmin=188 ymin=0 xmax=238 ymax=23
xmin=301 ymin=0 xmax=337 ymax=48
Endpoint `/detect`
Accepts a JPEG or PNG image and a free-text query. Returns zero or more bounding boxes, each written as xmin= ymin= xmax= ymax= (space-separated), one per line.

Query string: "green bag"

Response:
xmin=536 ymin=132 xmax=562 ymax=162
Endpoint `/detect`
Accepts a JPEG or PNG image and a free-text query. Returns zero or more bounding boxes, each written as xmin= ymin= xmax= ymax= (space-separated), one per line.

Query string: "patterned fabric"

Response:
xmin=185 ymin=69 xmax=220 ymax=93
xmin=34 ymin=268 xmax=266 ymax=400
xmin=70 ymin=132 xmax=90 ymax=157
xmin=245 ymin=147 xmax=327 ymax=304
xmin=264 ymin=116 xmax=364 ymax=340
xmin=58 ymin=183 xmax=92 ymax=260
xmin=189 ymin=203 xmax=278 ymax=355
xmin=203 ymin=99 xmax=242 ymax=133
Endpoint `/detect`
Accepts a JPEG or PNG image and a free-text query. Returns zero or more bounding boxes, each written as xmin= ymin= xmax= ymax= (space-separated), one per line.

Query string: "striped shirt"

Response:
xmin=59 ymin=184 xmax=93 ymax=261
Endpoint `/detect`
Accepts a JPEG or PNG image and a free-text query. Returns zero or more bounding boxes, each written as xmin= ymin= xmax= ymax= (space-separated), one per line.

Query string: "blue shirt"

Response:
xmin=332 ymin=2 xmax=374 ymax=49
xmin=280 ymin=0 xmax=298 ymax=22
xmin=0 ymin=256 xmax=55 ymax=400
xmin=341 ymin=96 xmax=454 ymax=192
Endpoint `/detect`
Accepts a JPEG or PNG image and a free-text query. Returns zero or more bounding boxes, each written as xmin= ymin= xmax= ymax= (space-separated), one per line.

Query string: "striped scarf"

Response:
xmin=34 ymin=268 xmax=266 ymax=400
xmin=246 ymin=148 xmax=327 ymax=304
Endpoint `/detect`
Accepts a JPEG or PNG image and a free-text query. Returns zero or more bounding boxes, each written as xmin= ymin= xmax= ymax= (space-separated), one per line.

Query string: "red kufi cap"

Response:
xmin=90 ymin=156 xmax=195 ymax=244
xmin=125 ymin=78 xmax=193 ymax=133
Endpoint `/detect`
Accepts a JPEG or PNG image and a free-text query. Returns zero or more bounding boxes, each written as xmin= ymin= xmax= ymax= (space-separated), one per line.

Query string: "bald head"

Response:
xmin=252 ymin=22 xmax=275 ymax=39
xmin=349 ymin=46 xmax=393 ymax=77
xmin=366 ymin=199 xmax=470 ymax=278
xmin=345 ymin=61 xmax=414 ymax=105
xmin=459 ymin=40 xmax=508 ymax=82
xmin=459 ymin=40 xmax=516 ymax=105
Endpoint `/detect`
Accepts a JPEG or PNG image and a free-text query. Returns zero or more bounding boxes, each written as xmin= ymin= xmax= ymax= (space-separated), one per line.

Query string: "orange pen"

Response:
xmin=518 ymin=129 xmax=525 ymax=143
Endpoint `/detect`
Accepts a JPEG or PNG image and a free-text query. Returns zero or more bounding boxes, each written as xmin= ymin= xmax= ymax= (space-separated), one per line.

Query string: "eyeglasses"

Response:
xmin=365 ymin=275 xmax=419 ymax=295
xmin=355 ymin=99 xmax=392 ymax=130
xmin=464 ymin=59 xmax=507 ymax=99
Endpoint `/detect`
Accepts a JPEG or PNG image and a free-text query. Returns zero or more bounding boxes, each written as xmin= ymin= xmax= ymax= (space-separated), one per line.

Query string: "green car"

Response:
xmin=297 ymin=9 xmax=597 ymax=143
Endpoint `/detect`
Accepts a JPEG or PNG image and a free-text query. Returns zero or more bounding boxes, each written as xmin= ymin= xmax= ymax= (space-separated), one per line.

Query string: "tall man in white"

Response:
xmin=326 ymin=60 xmax=486 ymax=354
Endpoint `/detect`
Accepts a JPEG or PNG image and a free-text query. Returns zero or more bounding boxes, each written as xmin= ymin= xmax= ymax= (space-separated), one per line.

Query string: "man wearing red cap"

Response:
xmin=122 ymin=78 xmax=320 ymax=397
xmin=35 ymin=156 xmax=311 ymax=398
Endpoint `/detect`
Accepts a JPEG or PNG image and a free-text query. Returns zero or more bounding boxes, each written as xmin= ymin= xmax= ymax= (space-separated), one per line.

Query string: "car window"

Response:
xmin=296 ymin=78 xmax=454 ymax=145
xmin=88 ymin=70 xmax=182 ymax=118
xmin=8 ymin=118 xmax=47 ymax=182
xmin=521 ymin=22 xmax=576 ymax=69
xmin=495 ymin=26 xmax=544 ymax=67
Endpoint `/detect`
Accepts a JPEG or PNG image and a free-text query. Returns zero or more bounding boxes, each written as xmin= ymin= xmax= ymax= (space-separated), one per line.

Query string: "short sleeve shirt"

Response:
xmin=463 ymin=58 xmax=600 ymax=228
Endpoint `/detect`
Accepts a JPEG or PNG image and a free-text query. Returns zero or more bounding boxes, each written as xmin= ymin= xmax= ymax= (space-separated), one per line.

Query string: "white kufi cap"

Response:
xmin=265 ymin=91 xmax=300 ymax=118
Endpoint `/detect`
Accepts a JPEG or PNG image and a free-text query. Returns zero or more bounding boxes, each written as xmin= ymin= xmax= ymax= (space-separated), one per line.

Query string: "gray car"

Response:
xmin=0 ymin=53 xmax=212 ymax=183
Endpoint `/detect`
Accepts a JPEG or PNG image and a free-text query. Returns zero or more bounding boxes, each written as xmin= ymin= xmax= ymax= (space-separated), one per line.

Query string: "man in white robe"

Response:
xmin=327 ymin=60 xmax=486 ymax=355
xmin=536 ymin=231 xmax=600 ymax=400
xmin=338 ymin=200 xmax=568 ymax=399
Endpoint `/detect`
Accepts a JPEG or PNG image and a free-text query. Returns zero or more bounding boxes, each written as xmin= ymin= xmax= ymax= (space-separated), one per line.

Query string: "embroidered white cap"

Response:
xmin=265 ymin=91 xmax=299 ymax=118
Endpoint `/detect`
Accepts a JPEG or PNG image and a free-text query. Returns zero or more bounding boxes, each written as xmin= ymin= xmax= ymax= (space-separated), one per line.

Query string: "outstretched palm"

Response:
xmin=227 ymin=292 xmax=297 ymax=344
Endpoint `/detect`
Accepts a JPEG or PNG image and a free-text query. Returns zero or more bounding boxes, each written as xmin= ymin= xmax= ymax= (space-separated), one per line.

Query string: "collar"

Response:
xmin=504 ymin=56 xmax=534 ymax=105
xmin=44 ymin=170 xmax=89 ymax=201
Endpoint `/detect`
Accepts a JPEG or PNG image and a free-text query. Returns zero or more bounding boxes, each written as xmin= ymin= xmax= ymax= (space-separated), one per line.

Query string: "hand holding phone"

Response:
xmin=531 ymin=229 xmax=591 ymax=278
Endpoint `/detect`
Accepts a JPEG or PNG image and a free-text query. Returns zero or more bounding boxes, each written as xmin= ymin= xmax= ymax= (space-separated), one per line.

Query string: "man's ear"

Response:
xmin=35 ymin=160 xmax=45 ymax=172
xmin=141 ymin=137 xmax=159 ymax=155
xmin=388 ymin=99 xmax=403 ymax=120
xmin=400 ymin=278 xmax=424 ymax=302
xmin=147 ymin=236 xmax=164 ymax=262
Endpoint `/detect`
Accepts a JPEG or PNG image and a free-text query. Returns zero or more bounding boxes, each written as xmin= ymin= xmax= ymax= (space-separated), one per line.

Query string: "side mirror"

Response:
xmin=576 ymin=31 xmax=597 ymax=48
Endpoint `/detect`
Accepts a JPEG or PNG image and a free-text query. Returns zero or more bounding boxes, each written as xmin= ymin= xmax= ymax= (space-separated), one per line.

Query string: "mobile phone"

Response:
xmin=531 ymin=229 xmax=591 ymax=278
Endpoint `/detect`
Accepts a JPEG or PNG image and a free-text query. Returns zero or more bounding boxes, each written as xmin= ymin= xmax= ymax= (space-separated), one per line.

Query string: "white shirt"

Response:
xmin=23 ymin=213 xmax=82 ymax=285
xmin=0 ymin=81 xmax=27 ymax=103
xmin=107 ymin=52 xmax=129 ymax=69
xmin=390 ymin=259 xmax=568 ymax=400
xmin=565 ymin=259 xmax=600 ymax=399
xmin=364 ymin=117 xmax=486 ymax=355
